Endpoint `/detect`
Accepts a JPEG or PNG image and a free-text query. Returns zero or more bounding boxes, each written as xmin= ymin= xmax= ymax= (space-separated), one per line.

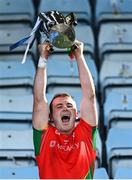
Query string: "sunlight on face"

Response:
xmin=51 ymin=96 xmax=78 ymax=134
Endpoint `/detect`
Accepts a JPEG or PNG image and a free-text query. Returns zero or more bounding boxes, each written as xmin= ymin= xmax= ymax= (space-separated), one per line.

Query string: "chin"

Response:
xmin=62 ymin=126 xmax=75 ymax=134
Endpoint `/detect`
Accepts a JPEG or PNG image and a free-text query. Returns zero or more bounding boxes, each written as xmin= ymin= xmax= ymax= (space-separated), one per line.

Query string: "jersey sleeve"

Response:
xmin=79 ymin=118 xmax=97 ymax=150
xmin=33 ymin=128 xmax=47 ymax=156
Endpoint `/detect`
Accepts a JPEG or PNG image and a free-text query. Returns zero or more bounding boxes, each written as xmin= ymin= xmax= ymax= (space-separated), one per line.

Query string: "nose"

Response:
xmin=63 ymin=105 xmax=67 ymax=111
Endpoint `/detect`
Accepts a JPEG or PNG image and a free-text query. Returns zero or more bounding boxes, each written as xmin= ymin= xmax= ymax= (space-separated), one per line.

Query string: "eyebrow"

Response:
xmin=67 ymin=103 xmax=73 ymax=105
xmin=55 ymin=102 xmax=73 ymax=106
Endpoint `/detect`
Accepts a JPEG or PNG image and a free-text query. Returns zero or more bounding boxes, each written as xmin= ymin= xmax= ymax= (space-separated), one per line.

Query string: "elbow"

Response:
xmin=33 ymin=92 xmax=46 ymax=103
xmin=85 ymin=89 xmax=96 ymax=104
xmin=89 ymin=91 xmax=96 ymax=103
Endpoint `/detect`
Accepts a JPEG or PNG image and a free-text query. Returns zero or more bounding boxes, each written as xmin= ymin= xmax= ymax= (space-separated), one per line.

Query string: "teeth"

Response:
xmin=62 ymin=116 xmax=70 ymax=120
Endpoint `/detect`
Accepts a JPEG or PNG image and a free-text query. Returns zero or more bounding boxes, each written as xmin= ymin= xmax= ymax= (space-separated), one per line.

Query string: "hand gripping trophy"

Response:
xmin=10 ymin=11 xmax=78 ymax=63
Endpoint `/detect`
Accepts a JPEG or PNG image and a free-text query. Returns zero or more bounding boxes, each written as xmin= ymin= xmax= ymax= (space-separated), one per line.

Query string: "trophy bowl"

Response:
xmin=49 ymin=23 xmax=75 ymax=49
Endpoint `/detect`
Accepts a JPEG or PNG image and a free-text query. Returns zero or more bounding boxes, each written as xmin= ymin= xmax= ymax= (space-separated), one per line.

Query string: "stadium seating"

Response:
xmin=38 ymin=0 xmax=91 ymax=24
xmin=0 ymin=0 xmax=35 ymax=25
xmin=74 ymin=25 xmax=95 ymax=56
xmin=96 ymin=130 xmax=102 ymax=168
xmin=1 ymin=0 xmax=132 ymax=178
xmin=93 ymin=168 xmax=109 ymax=179
xmin=99 ymin=53 xmax=132 ymax=100
xmin=96 ymin=0 xmax=132 ymax=27
xmin=0 ymin=129 xmax=35 ymax=167
xmin=108 ymin=110 xmax=132 ymax=130
xmin=104 ymin=88 xmax=132 ymax=127
xmin=0 ymin=95 xmax=33 ymax=130
xmin=0 ymin=54 xmax=35 ymax=91
xmin=106 ymin=128 xmax=132 ymax=178
xmin=0 ymin=166 xmax=39 ymax=179
xmin=0 ymin=24 xmax=37 ymax=59
xmin=114 ymin=167 xmax=132 ymax=179
xmin=46 ymin=54 xmax=98 ymax=91
xmin=98 ymin=22 xmax=132 ymax=61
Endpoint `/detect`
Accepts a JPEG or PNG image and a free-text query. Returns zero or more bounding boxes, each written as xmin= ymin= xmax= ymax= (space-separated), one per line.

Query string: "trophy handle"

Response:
xmin=65 ymin=13 xmax=77 ymax=26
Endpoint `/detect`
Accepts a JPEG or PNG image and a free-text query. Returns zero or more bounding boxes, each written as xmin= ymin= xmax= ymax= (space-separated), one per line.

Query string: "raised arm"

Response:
xmin=73 ymin=41 xmax=98 ymax=126
xmin=32 ymin=42 xmax=51 ymax=130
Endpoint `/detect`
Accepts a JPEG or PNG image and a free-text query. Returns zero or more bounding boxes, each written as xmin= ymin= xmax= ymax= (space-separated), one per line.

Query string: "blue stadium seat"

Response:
xmin=0 ymin=54 xmax=35 ymax=90
xmin=96 ymin=131 xmax=102 ymax=168
xmin=0 ymin=166 xmax=39 ymax=179
xmin=0 ymin=129 xmax=35 ymax=167
xmin=114 ymin=167 xmax=132 ymax=179
xmin=0 ymin=95 xmax=33 ymax=130
xmin=0 ymin=24 xmax=37 ymax=59
xmin=0 ymin=155 xmax=36 ymax=168
xmin=104 ymin=88 xmax=132 ymax=127
xmin=38 ymin=0 xmax=91 ymax=24
xmin=99 ymin=53 xmax=132 ymax=100
xmin=75 ymin=25 xmax=95 ymax=57
xmin=106 ymin=128 xmax=132 ymax=178
xmin=46 ymin=54 xmax=98 ymax=91
xmin=0 ymin=0 xmax=35 ymax=25
xmin=98 ymin=23 xmax=132 ymax=61
xmin=47 ymin=86 xmax=82 ymax=97
xmin=96 ymin=0 xmax=132 ymax=27
xmin=93 ymin=168 xmax=109 ymax=179
xmin=108 ymin=108 xmax=132 ymax=130
xmin=0 ymin=87 xmax=33 ymax=96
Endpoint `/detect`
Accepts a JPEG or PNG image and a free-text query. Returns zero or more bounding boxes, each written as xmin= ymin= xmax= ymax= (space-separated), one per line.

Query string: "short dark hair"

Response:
xmin=49 ymin=93 xmax=73 ymax=114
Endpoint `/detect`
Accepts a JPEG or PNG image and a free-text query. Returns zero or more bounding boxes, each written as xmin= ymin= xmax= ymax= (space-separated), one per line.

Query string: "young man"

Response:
xmin=32 ymin=41 xmax=98 ymax=179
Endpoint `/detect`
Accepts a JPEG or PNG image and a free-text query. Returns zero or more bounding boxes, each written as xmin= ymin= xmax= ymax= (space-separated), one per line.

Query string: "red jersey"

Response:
xmin=33 ymin=118 xmax=97 ymax=179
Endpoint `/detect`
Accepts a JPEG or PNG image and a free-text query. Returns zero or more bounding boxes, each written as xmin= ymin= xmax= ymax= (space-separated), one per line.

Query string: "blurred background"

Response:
xmin=0 ymin=0 xmax=132 ymax=179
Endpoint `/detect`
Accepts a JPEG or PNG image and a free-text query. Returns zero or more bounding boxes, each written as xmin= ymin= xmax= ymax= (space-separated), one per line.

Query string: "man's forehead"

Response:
xmin=53 ymin=96 xmax=75 ymax=105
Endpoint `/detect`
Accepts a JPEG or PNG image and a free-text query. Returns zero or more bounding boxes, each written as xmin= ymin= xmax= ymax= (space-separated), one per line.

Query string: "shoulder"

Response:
xmin=75 ymin=118 xmax=97 ymax=137
xmin=33 ymin=123 xmax=55 ymax=142
xmin=77 ymin=118 xmax=97 ymax=129
xmin=75 ymin=118 xmax=98 ymax=150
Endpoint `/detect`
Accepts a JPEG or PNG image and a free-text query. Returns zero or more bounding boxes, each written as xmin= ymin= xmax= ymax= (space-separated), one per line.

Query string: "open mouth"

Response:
xmin=61 ymin=115 xmax=70 ymax=123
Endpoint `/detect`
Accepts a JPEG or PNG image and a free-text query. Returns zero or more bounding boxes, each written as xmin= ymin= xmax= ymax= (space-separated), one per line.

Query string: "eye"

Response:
xmin=67 ymin=103 xmax=73 ymax=108
xmin=56 ymin=104 xmax=62 ymax=109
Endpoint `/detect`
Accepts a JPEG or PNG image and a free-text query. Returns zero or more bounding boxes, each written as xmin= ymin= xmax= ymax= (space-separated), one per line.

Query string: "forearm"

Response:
xmin=33 ymin=67 xmax=47 ymax=103
xmin=33 ymin=43 xmax=50 ymax=102
xmin=73 ymin=41 xmax=97 ymax=126
xmin=32 ymin=42 xmax=52 ymax=130
xmin=76 ymin=54 xmax=98 ymax=126
xmin=76 ymin=54 xmax=95 ymax=97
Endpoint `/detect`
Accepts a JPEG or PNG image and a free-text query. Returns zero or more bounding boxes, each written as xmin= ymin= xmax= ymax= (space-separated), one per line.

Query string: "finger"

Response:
xmin=38 ymin=44 xmax=50 ymax=52
xmin=72 ymin=44 xmax=78 ymax=51
xmin=46 ymin=44 xmax=54 ymax=53
xmin=74 ymin=40 xmax=82 ymax=46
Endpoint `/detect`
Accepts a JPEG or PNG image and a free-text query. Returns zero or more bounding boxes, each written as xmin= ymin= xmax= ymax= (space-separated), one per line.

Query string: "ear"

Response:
xmin=49 ymin=113 xmax=52 ymax=120
xmin=49 ymin=114 xmax=54 ymax=123
xmin=76 ymin=111 xmax=79 ymax=119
